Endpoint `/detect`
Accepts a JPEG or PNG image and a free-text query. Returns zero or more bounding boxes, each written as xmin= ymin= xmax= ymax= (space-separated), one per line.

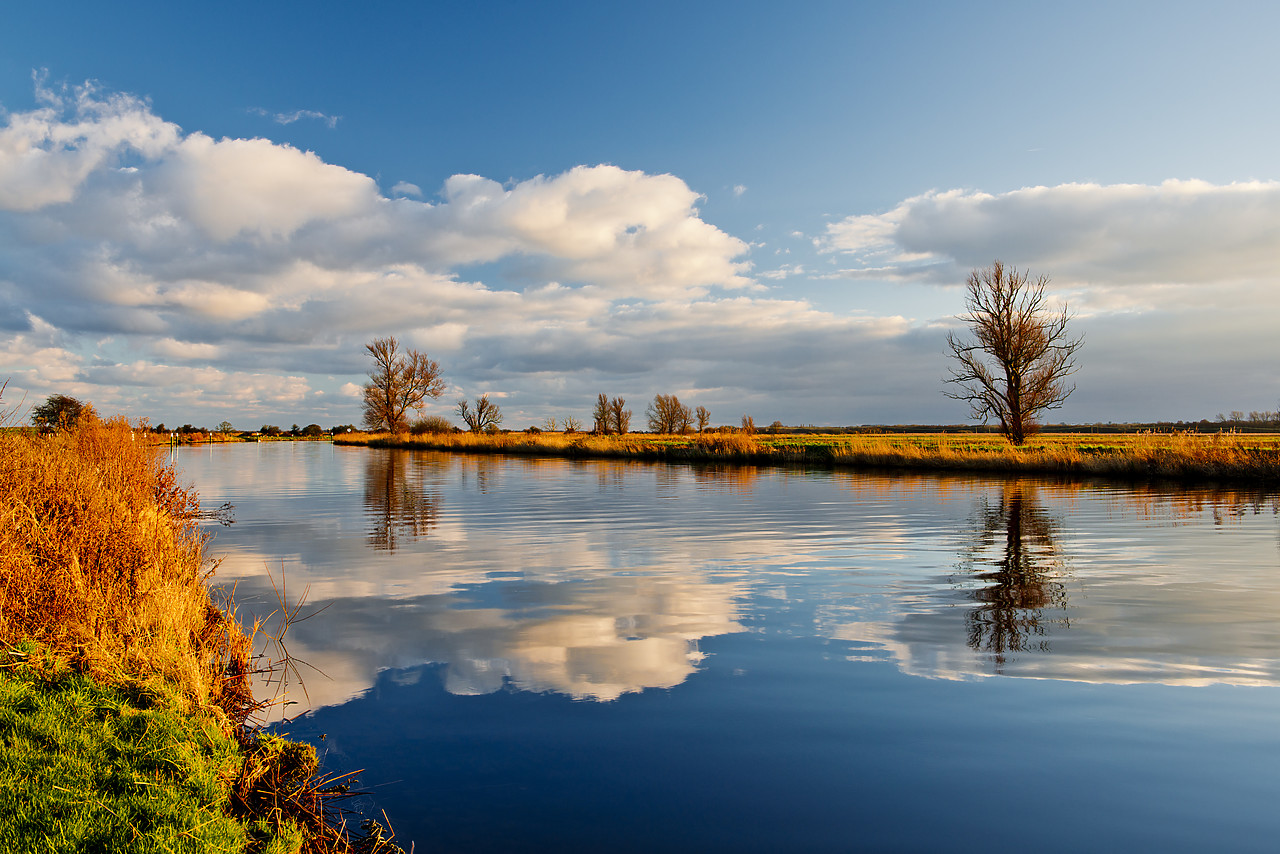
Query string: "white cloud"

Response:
xmin=822 ymin=180 xmax=1280 ymax=291
xmin=408 ymin=167 xmax=753 ymax=298
xmin=390 ymin=181 xmax=422 ymax=197
xmin=759 ymin=263 xmax=805 ymax=280
xmin=154 ymin=134 xmax=380 ymax=241
xmin=733 ymin=184 xmax=746 ymax=197
xmin=248 ymin=107 xmax=341 ymax=128
xmin=0 ymin=82 xmax=178 ymax=211
xmin=151 ymin=337 xmax=222 ymax=361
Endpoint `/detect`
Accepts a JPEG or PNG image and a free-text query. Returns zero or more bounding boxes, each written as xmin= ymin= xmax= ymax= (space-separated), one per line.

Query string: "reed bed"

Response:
xmin=336 ymin=429 xmax=1280 ymax=482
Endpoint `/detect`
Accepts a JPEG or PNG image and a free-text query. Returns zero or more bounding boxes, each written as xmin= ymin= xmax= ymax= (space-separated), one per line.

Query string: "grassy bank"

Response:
xmin=0 ymin=415 xmax=398 ymax=852
xmin=335 ymin=429 xmax=1280 ymax=482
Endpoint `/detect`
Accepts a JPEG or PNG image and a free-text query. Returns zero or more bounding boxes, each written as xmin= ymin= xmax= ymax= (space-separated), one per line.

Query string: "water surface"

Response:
xmin=178 ymin=442 xmax=1280 ymax=852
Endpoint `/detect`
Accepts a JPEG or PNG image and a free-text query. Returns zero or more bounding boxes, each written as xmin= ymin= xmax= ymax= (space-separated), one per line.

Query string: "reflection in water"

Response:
xmin=185 ymin=447 xmax=1280 ymax=854
xmin=956 ymin=482 xmax=1070 ymax=667
xmin=187 ymin=445 xmax=1280 ymax=710
xmin=364 ymin=451 xmax=439 ymax=551
xmin=692 ymin=464 xmax=761 ymax=492
xmin=266 ymin=574 xmax=745 ymax=704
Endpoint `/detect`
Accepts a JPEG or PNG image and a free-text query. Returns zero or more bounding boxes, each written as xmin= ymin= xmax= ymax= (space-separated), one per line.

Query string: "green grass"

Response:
xmin=0 ymin=642 xmax=305 ymax=853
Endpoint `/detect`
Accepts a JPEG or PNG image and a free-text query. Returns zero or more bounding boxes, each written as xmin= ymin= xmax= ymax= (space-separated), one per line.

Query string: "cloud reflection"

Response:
xmin=240 ymin=573 xmax=743 ymax=709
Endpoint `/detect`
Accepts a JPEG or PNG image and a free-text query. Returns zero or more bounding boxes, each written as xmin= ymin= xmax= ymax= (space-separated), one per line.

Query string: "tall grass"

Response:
xmin=0 ymin=413 xmax=251 ymax=718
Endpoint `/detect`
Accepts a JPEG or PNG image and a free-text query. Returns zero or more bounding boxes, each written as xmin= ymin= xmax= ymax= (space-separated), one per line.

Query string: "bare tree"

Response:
xmin=945 ymin=261 xmax=1083 ymax=445
xmin=695 ymin=405 xmax=711 ymax=433
xmin=362 ymin=336 xmax=446 ymax=433
xmin=457 ymin=395 xmax=503 ymax=433
xmin=593 ymin=393 xmax=612 ymax=434
xmin=647 ymin=394 xmax=692 ymax=434
xmin=741 ymin=414 xmax=756 ymax=435
xmin=563 ymin=415 xmax=582 ymax=433
xmin=609 ymin=397 xmax=631 ymax=435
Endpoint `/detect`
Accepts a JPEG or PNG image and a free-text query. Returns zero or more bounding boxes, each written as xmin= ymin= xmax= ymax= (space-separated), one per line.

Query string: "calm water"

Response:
xmin=177 ymin=442 xmax=1280 ymax=853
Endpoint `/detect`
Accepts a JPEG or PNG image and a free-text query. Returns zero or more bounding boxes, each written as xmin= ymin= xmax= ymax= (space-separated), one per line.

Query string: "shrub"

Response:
xmin=410 ymin=414 xmax=456 ymax=435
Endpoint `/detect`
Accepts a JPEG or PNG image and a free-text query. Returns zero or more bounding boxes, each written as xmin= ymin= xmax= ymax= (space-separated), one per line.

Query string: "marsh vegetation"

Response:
xmin=335 ymin=428 xmax=1280 ymax=482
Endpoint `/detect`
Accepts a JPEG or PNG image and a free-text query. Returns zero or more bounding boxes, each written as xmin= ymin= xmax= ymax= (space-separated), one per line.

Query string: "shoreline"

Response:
xmin=0 ymin=415 xmax=400 ymax=852
xmin=334 ymin=430 xmax=1280 ymax=484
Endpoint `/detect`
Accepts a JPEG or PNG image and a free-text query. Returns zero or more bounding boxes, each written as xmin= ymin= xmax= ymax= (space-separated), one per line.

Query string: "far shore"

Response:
xmin=332 ymin=429 xmax=1280 ymax=483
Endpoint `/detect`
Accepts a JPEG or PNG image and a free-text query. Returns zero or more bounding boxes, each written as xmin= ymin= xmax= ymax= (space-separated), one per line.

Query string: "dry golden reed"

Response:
xmin=0 ymin=413 xmax=251 ymax=719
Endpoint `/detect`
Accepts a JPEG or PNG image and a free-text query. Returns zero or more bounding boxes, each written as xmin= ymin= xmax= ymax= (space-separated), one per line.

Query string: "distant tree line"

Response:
xmin=1214 ymin=409 xmax=1280 ymax=428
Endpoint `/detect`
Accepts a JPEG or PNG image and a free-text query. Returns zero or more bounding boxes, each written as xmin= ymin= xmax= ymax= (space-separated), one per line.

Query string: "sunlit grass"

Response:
xmin=0 ymin=643 xmax=259 ymax=852
xmin=336 ymin=429 xmax=1280 ymax=481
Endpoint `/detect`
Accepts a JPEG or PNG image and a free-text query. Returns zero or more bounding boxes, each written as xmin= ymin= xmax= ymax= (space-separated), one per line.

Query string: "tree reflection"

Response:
xmin=956 ymin=481 xmax=1071 ymax=668
xmin=692 ymin=464 xmax=760 ymax=492
xmin=364 ymin=451 xmax=439 ymax=551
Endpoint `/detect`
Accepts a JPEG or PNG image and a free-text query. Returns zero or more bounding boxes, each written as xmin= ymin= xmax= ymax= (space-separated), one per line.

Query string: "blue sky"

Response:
xmin=2 ymin=1 xmax=1278 ymax=428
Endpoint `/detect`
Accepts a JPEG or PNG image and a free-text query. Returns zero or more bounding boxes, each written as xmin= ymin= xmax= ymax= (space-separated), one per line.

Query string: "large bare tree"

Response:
xmin=362 ymin=336 xmax=446 ymax=433
xmin=945 ymin=261 xmax=1083 ymax=445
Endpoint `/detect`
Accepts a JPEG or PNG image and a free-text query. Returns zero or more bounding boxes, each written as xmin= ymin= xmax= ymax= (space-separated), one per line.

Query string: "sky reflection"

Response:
xmin=179 ymin=444 xmax=1280 ymax=715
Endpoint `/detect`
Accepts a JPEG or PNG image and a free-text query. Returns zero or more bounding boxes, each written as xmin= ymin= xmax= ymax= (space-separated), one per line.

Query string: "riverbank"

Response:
xmin=0 ymin=415 xmax=399 ymax=852
xmin=335 ymin=429 xmax=1280 ymax=482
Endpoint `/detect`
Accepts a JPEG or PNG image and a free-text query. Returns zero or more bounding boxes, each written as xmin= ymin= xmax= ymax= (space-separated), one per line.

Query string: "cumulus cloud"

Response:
xmin=151 ymin=337 xmax=222 ymax=361
xmin=154 ymin=134 xmax=380 ymax=241
xmin=821 ymin=180 xmax=1280 ymax=292
xmin=0 ymin=81 xmax=178 ymax=211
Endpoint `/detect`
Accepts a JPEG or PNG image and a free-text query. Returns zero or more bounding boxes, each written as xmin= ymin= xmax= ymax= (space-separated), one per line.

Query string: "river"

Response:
xmin=177 ymin=441 xmax=1280 ymax=852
